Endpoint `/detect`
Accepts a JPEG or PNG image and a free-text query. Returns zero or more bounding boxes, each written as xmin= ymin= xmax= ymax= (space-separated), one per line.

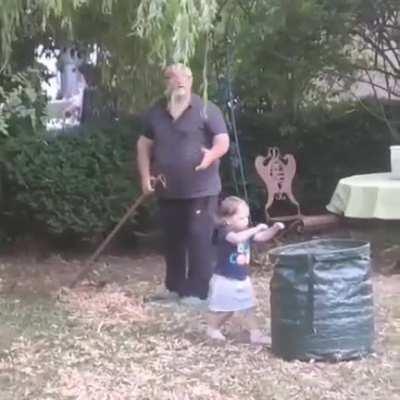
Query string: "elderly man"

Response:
xmin=137 ymin=63 xmax=230 ymax=305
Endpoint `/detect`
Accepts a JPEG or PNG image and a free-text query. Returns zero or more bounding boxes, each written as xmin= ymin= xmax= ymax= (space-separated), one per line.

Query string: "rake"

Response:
xmin=69 ymin=175 xmax=166 ymax=288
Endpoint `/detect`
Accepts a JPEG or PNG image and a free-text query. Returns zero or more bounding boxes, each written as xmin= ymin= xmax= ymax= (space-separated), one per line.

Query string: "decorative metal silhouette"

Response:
xmin=255 ymin=147 xmax=300 ymax=221
xmin=255 ymin=147 xmax=340 ymax=233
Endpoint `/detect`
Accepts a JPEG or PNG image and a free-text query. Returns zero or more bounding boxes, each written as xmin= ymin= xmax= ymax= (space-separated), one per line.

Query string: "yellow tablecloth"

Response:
xmin=326 ymin=173 xmax=400 ymax=220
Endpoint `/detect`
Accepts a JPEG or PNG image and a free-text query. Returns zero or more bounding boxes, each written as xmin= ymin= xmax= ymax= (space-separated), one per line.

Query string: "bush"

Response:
xmin=229 ymin=102 xmax=392 ymax=213
xmin=1 ymin=120 xmax=142 ymax=241
xmin=0 ymin=68 xmax=47 ymax=138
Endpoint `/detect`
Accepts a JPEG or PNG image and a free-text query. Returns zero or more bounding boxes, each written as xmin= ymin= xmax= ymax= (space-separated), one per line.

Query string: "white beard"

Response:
xmin=167 ymin=89 xmax=190 ymax=120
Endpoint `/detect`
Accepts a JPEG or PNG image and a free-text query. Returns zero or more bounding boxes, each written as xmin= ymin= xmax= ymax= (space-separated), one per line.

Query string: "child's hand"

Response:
xmin=256 ymin=223 xmax=269 ymax=232
xmin=273 ymin=222 xmax=285 ymax=230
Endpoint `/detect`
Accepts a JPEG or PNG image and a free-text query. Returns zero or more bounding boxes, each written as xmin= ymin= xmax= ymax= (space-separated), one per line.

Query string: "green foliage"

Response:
xmin=0 ymin=68 xmax=46 ymax=139
xmin=0 ymin=0 xmax=398 ymax=241
xmin=0 ymin=0 xmax=220 ymax=111
xmin=223 ymin=0 xmax=356 ymax=120
xmin=0 ymin=0 xmax=116 ymax=64
xmin=133 ymin=0 xmax=217 ymax=64
xmin=0 ymin=0 xmax=397 ymax=115
xmin=74 ymin=0 xmax=164 ymax=112
xmin=235 ymin=101 xmax=391 ymax=212
xmin=1 ymin=121 xmax=140 ymax=240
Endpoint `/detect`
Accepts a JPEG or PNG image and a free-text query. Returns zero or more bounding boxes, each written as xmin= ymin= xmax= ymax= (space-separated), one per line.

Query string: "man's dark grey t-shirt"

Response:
xmin=141 ymin=94 xmax=228 ymax=199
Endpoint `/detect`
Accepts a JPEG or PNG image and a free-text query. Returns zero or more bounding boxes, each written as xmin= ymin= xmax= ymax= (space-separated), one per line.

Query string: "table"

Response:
xmin=326 ymin=172 xmax=400 ymax=220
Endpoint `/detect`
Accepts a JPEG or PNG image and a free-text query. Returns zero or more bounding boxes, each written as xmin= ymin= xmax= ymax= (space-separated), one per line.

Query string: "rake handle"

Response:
xmin=69 ymin=192 xmax=149 ymax=288
xmin=69 ymin=174 xmax=166 ymax=289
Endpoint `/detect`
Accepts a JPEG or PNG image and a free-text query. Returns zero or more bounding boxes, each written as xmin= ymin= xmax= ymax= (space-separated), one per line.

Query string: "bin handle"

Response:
xmin=307 ymin=253 xmax=316 ymax=335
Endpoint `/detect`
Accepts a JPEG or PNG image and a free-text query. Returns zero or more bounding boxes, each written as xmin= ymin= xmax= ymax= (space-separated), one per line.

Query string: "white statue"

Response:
xmin=57 ymin=47 xmax=86 ymax=99
xmin=46 ymin=46 xmax=87 ymax=129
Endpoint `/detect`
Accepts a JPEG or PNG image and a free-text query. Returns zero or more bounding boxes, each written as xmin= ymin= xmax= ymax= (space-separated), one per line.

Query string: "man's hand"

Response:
xmin=195 ymin=148 xmax=215 ymax=171
xmin=195 ymin=134 xmax=229 ymax=171
xmin=141 ymin=176 xmax=155 ymax=196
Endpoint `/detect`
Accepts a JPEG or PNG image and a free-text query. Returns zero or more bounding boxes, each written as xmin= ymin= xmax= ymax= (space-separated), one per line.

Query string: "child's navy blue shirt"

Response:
xmin=213 ymin=226 xmax=250 ymax=280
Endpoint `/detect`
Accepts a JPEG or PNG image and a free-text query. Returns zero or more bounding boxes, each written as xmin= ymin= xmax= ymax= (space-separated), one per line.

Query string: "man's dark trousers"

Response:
xmin=159 ymin=196 xmax=218 ymax=300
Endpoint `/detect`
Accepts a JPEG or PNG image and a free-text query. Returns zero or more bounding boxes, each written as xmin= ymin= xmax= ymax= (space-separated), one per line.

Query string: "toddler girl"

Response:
xmin=207 ymin=196 xmax=284 ymax=343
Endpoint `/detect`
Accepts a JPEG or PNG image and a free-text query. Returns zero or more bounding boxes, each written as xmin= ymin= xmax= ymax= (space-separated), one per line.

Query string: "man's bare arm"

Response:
xmin=210 ymin=133 xmax=230 ymax=160
xmin=137 ymin=135 xmax=154 ymax=194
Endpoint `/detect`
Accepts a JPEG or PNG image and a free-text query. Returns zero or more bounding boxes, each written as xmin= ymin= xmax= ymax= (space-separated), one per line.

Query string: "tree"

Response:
xmin=0 ymin=0 xmax=219 ymax=110
xmin=213 ymin=1 xmax=358 ymax=118
xmin=1 ymin=0 xmax=399 ymax=117
xmin=350 ymin=0 xmax=400 ymax=143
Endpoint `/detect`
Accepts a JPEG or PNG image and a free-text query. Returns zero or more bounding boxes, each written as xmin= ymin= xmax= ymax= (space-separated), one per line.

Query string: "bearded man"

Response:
xmin=137 ymin=63 xmax=230 ymax=305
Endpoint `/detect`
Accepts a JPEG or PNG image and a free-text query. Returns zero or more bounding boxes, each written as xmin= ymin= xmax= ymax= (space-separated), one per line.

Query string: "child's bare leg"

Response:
xmin=239 ymin=308 xmax=268 ymax=344
xmin=207 ymin=312 xmax=233 ymax=340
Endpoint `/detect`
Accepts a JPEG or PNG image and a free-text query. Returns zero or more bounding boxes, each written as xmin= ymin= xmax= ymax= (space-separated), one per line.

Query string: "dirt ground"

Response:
xmin=0 ymin=225 xmax=399 ymax=400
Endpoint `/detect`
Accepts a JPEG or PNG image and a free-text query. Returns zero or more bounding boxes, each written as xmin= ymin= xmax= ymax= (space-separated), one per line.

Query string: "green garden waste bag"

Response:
xmin=269 ymin=239 xmax=374 ymax=361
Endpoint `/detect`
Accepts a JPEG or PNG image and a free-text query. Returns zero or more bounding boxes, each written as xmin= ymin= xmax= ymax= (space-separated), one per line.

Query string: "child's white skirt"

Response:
xmin=208 ymin=274 xmax=255 ymax=312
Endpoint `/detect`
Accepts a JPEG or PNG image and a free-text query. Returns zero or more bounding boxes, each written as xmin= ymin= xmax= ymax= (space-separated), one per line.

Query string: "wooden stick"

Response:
xmin=69 ymin=192 xmax=148 ymax=288
xmin=69 ymin=175 xmax=166 ymax=288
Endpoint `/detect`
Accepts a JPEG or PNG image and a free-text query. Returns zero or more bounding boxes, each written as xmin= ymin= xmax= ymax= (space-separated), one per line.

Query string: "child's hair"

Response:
xmin=217 ymin=196 xmax=248 ymax=225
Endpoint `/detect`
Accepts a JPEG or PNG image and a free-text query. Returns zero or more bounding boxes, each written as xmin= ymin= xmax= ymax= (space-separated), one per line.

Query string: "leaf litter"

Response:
xmin=0 ymin=260 xmax=399 ymax=400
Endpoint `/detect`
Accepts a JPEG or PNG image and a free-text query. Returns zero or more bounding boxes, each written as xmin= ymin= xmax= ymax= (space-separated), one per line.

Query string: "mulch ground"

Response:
xmin=0 ymin=249 xmax=399 ymax=400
